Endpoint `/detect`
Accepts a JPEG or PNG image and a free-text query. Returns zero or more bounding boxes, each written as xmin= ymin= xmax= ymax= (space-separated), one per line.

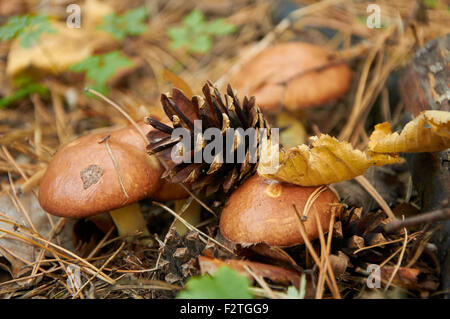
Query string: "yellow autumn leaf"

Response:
xmin=368 ymin=110 xmax=450 ymax=153
xmin=422 ymin=110 xmax=450 ymax=139
xmin=257 ymin=134 xmax=402 ymax=186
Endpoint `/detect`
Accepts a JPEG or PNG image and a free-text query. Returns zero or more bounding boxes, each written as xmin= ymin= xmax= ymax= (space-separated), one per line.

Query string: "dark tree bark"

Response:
xmin=399 ymin=34 xmax=450 ymax=298
xmin=399 ymin=34 xmax=449 ymax=116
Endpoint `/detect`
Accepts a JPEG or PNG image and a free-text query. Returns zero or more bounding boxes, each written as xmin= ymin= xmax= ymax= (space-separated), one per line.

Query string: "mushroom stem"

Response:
xmin=174 ymin=199 xmax=202 ymax=236
xmin=109 ymin=203 xmax=154 ymax=246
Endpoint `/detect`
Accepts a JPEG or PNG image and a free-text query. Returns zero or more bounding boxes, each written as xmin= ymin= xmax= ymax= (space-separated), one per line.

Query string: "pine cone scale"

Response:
xmin=146 ymin=82 xmax=270 ymax=195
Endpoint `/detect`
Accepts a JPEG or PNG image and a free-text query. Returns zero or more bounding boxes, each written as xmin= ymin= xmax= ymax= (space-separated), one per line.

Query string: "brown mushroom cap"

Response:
xmin=112 ymin=121 xmax=150 ymax=150
xmin=152 ymin=179 xmax=189 ymax=201
xmin=231 ymin=42 xmax=352 ymax=112
xmin=38 ymin=132 xmax=163 ymax=218
xmin=119 ymin=121 xmax=190 ymax=201
xmin=219 ymin=174 xmax=338 ymax=247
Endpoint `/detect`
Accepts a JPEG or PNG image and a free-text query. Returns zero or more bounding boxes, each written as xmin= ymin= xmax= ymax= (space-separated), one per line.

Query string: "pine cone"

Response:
xmin=158 ymin=229 xmax=204 ymax=284
xmin=146 ymin=82 xmax=271 ymax=196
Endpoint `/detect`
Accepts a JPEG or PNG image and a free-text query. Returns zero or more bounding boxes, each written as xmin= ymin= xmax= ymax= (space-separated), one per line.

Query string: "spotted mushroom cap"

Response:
xmin=38 ymin=130 xmax=163 ymax=218
xmin=231 ymin=42 xmax=352 ymax=112
xmin=219 ymin=174 xmax=339 ymax=247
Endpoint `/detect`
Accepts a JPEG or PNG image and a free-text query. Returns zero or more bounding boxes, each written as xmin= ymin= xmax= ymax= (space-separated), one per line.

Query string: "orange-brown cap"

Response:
xmin=38 ymin=132 xmax=163 ymax=218
xmin=219 ymin=174 xmax=338 ymax=247
xmin=112 ymin=121 xmax=150 ymax=150
xmin=231 ymin=42 xmax=352 ymax=112
xmin=152 ymin=179 xmax=189 ymax=201
xmin=112 ymin=118 xmax=171 ymax=150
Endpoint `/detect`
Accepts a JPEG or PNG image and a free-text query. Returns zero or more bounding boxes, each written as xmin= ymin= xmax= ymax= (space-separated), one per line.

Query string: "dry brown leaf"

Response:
xmin=381 ymin=266 xmax=439 ymax=292
xmin=236 ymin=243 xmax=300 ymax=269
xmin=7 ymin=0 xmax=114 ymax=77
xmin=198 ymin=256 xmax=302 ymax=288
xmin=0 ymin=191 xmax=74 ymax=278
xmin=162 ymin=69 xmax=194 ymax=99
xmin=328 ymin=251 xmax=349 ymax=277
xmin=369 ymin=110 xmax=450 ymax=153
xmin=258 ymin=134 xmax=402 ymax=186
xmin=83 ymin=0 xmax=114 ymax=30
xmin=7 ymin=22 xmax=94 ymax=76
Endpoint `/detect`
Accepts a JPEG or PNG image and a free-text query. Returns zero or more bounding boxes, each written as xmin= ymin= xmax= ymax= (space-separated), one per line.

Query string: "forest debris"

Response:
xmin=328 ymin=251 xmax=349 ymax=277
xmin=332 ymin=165 xmax=408 ymax=214
xmin=6 ymin=22 xmax=95 ymax=76
xmin=198 ymin=256 xmax=302 ymax=288
xmin=365 ymin=232 xmax=387 ymax=246
xmin=369 ymin=111 xmax=450 ymax=153
xmin=277 ymin=111 xmax=307 ymax=148
xmin=380 ymin=266 xmax=439 ymax=292
xmin=162 ymin=69 xmax=193 ymax=99
xmin=83 ymin=0 xmax=114 ymax=30
xmin=258 ymin=134 xmax=402 ymax=186
xmin=235 ymin=243 xmax=300 ymax=269
xmin=6 ymin=0 xmax=115 ymax=77
xmin=332 ymin=221 xmax=343 ymax=239
xmin=396 ymin=35 xmax=450 ymax=297
xmin=399 ymin=34 xmax=449 ymax=115
xmin=346 ymin=235 xmax=364 ymax=250
xmin=0 ymin=191 xmax=72 ymax=278
xmin=343 ymin=207 xmax=363 ymax=224
xmin=384 ymin=208 xmax=450 ymax=234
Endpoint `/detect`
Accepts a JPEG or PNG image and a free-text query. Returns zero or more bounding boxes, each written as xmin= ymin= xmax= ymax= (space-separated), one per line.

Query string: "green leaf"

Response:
xmin=286 ymin=274 xmax=306 ymax=299
xmin=98 ymin=6 xmax=148 ymax=40
xmin=0 ymin=14 xmax=56 ymax=48
xmin=168 ymin=9 xmax=236 ymax=54
xmin=207 ymin=18 xmax=236 ymax=35
xmin=92 ymin=51 xmax=132 ymax=84
xmin=167 ymin=27 xmax=189 ymax=49
xmin=86 ymin=83 xmax=109 ymax=96
xmin=423 ymin=0 xmax=438 ymax=8
xmin=356 ymin=15 xmax=367 ymax=25
xmin=12 ymin=74 xmax=34 ymax=88
xmin=177 ymin=266 xmax=253 ymax=299
xmin=69 ymin=51 xmax=133 ymax=94
xmin=182 ymin=9 xmax=205 ymax=31
xmin=69 ymin=55 xmax=100 ymax=73
xmin=0 ymin=15 xmax=28 ymax=41
xmin=0 ymin=81 xmax=48 ymax=108
xmin=188 ymin=34 xmax=211 ymax=53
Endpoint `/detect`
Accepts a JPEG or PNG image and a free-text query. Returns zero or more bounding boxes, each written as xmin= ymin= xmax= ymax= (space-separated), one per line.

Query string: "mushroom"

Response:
xmin=38 ymin=128 xmax=163 ymax=245
xmin=38 ymin=120 xmax=194 ymax=244
xmin=230 ymin=42 xmax=352 ymax=113
xmin=219 ymin=175 xmax=338 ymax=247
xmin=152 ymin=179 xmax=189 ymax=202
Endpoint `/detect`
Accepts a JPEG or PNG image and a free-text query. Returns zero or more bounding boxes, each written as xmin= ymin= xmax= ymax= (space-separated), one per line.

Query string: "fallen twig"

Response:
xmin=384 ymin=208 xmax=450 ymax=234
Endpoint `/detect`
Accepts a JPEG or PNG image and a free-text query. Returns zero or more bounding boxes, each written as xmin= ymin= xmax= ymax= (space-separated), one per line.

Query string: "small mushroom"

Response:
xmin=38 ymin=130 xmax=163 ymax=245
xmin=219 ymin=175 xmax=338 ymax=247
xmin=38 ymin=120 xmax=192 ymax=244
xmin=231 ymin=42 xmax=352 ymax=112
